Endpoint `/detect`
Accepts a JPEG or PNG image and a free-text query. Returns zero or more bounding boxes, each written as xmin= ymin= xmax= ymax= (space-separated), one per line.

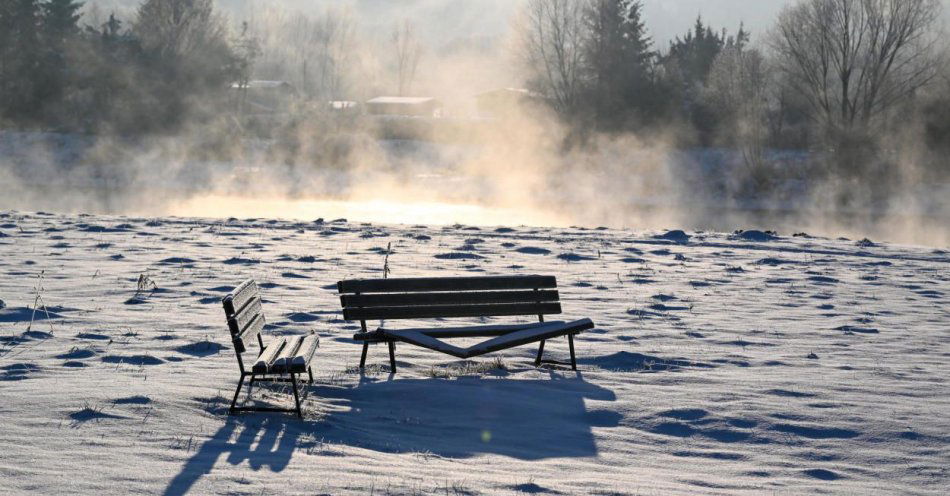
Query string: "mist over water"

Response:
xmin=2 ymin=127 xmax=947 ymax=247
xmin=1 ymin=0 xmax=947 ymax=248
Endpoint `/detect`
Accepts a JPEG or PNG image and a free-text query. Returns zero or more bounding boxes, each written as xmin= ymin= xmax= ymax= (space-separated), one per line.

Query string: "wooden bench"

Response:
xmin=223 ymin=279 xmax=319 ymax=418
xmin=337 ymin=275 xmax=594 ymax=372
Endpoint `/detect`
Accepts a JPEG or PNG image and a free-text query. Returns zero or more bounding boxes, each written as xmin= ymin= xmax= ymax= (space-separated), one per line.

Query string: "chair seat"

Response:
xmin=272 ymin=335 xmax=320 ymax=374
xmin=252 ymin=334 xmax=319 ymax=374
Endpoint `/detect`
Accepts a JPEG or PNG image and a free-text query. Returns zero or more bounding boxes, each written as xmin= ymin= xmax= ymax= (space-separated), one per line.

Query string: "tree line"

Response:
xmin=0 ymin=0 xmax=243 ymax=133
xmin=1 ymin=0 xmax=947 ymax=183
xmin=520 ymin=0 xmax=949 ymax=179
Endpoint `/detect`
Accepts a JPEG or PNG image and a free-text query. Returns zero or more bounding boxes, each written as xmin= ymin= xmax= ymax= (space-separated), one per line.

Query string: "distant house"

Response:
xmin=365 ymin=97 xmax=443 ymax=117
xmin=328 ymin=100 xmax=360 ymax=114
xmin=475 ymin=88 xmax=547 ymax=119
xmin=231 ymin=80 xmax=297 ymax=114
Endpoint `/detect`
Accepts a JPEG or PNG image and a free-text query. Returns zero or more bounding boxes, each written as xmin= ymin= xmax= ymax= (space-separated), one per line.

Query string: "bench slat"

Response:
xmin=383 ymin=330 xmax=469 ymax=358
xmin=371 ymin=321 xmax=561 ymax=339
xmin=223 ymin=279 xmax=259 ymax=316
xmin=338 ymin=275 xmax=556 ymax=294
xmin=290 ymin=334 xmax=319 ymax=372
xmin=252 ymin=337 xmax=287 ymax=374
xmin=270 ymin=336 xmax=304 ymax=374
xmin=464 ymin=319 xmax=593 ymax=357
xmin=383 ymin=319 xmax=592 ymax=359
xmin=227 ymin=297 xmax=262 ymax=336
xmin=341 ymin=290 xmax=560 ymax=309
xmin=343 ymin=302 xmax=562 ymax=321
xmin=236 ymin=313 xmax=265 ymax=346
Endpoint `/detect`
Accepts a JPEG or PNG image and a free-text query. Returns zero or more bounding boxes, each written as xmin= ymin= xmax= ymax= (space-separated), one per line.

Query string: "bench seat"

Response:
xmin=384 ymin=319 xmax=594 ymax=359
xmin=356 ymin=322 xmax=558 ymax=341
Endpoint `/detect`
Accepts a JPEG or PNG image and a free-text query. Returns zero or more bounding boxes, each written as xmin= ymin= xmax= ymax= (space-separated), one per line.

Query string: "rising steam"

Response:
xmin=0 ymin=0 xmax=947 ymax=247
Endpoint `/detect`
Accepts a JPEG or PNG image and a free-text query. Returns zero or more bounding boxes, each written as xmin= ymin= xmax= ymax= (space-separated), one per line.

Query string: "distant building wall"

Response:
xmin=231 ymin=80 xmax=297 ymax=115
xmin=365 ymin=97 xmax=442 ymax=117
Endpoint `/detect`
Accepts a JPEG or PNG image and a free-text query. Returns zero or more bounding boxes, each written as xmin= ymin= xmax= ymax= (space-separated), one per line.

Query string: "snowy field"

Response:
xmin=0 ymin=210 xmax=947 ymax=495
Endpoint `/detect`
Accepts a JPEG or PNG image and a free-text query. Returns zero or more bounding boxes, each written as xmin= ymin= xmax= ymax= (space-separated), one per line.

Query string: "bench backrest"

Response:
xmin=222 ymin=279 xmax=266 ymax=372
xmin=337 ymin=275 xmax=561 ymax=329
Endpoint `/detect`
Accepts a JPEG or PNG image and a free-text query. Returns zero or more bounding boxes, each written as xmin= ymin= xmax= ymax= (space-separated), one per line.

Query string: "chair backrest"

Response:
xmin=222 ymin=280 xmax=266 ymax=371
xmin=337 ymin=275 xmax=562 ymax=328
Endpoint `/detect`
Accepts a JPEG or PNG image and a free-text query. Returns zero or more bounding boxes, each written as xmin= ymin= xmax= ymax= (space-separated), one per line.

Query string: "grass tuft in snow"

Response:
xmin=424 ymin=358 xmax=508 ymax=379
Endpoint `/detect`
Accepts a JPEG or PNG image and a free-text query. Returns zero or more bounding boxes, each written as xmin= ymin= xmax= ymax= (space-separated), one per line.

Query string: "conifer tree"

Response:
xmin=37 ymin=0 xmax=83 ymax=117
xmin=42 ymin=0 xmax=81 ymax=44
xmin=0 ymin=0 xmax=42 ymax=121
xmin=582 ymin=0 xmax=655 ymax=129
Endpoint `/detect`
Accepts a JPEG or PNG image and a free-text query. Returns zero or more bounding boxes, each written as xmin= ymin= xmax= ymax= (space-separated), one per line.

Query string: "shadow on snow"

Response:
xmin=165 ymin=374 xmax=617 ymax=495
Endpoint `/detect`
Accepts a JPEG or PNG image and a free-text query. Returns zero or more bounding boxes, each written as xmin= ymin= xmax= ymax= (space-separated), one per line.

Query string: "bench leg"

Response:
xmin=290 ymin=373 xmax=302 ymax=419
xmin=229 ymin=373 xmax=304 ymax=418
xmin=229 ymin=373 xmax=247 ymax=414
xmin=308 ymin=366 xmax=314 ymax=384
xmin=359 ymin=342 xmax=369 ymax=369
xmin=534 ymin=340 xmax=546 ymax=366
xmin=388 ymin=341 xmax=397 ymax=373
xmin=568 ymin=334 xmax=577 ymax=371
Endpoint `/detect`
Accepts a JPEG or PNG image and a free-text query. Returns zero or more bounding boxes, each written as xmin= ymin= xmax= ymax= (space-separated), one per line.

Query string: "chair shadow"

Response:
xmin=163 ymin=415 xmax=315 ymax=496
xmin=165 ymin=373 xmax=617 ymax=494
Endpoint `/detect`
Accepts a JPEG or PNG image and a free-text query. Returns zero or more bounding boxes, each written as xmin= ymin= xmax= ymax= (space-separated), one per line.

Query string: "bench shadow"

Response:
xmin=316 ymin=373 xmax=619 ymax=460
xmin=165 ymin=374 xmax=616 ymax=494
xmin=163 ymin=415 xmax=311 ymax=496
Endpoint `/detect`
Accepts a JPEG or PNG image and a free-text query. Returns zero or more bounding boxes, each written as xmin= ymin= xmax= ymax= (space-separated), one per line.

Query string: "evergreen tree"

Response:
xmin=582 ymin=0 xmax=656 ymax=129
xmin=0 ymin=0 xmax=42 ymax=122
xmin=662 ymin=17 xmax=749 ymax=145
xmin=134 ymin=0 xmax=238 ymax=129
xmin=37 ymin=0 xmax=83 ymax=122
xmin=0 ymin=2 xmax=12 ymax=118
xmin=101 ymin=12 xmax=122 ymax=41
xmin=42 ymin=0 xmax=81 ymax=44
xmin=667 ymin=17 xmax=726 ymax=87
xmin=78 ymin=11 xmax=151 ymax=131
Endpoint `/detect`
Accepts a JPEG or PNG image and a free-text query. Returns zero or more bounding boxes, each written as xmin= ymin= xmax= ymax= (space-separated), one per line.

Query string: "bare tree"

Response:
xmin=518 ymin=0 xmax=586 ymax=115
xmin=248 ymin=6 xmax=360 ymax=100
xmin=391 ymin=20 xmax=422 ymax=96
xmin=770 ymin=0 xmax=942 ymax=138
xmin=707 ymin=44 xmax=772 ymax=186
xmin=315 ymin=9 xmax=356 ymax=100
xmin=232 ymin=21 xmax=260 ymax=113
xmin=135 ymin=0 xmax=229 ymax=62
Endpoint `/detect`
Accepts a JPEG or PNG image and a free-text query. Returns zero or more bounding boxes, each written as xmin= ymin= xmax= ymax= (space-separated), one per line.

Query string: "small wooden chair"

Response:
xmin=223 ymin=279 xmax=319 ymax=418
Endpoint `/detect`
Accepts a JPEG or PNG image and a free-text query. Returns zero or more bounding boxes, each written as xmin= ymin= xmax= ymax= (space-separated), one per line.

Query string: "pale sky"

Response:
xmin=95 ymin=0 xmax=950 ymax=48
xmin=229 ymin=0 xmax=950 ymax=47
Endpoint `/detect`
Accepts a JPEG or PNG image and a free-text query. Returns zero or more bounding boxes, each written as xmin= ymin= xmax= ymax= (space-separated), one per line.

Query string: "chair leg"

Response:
xmin=290 ymin=373 xmax=302 ymax=419
xmin=229 ymin=373 xmax=246 ymax=414
xmin=388 ymin=341 xmax=397 ymax=373
xmin=534 ymin=340 xmax=546 ymax=366
xmin=568 ymin=334 xmax=577 ymax=371
xmin=359 ymin=342 xmax=369 ymax=369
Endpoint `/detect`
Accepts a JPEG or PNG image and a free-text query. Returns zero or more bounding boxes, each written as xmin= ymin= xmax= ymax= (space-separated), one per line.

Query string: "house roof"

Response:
xmin=329 ymin=101 xmax=360 ymax=109
xmin=231 ymin=80 xmax=294 ymax=90
xmin=366 ymin=96 xmax=441 ymax=106
xmin=475 ymin=87 xmax=546 ymax=99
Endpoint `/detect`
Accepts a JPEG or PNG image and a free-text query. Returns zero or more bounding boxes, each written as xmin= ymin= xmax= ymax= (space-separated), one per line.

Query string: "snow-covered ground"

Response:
xmin=0 ymin=210 xmax=947 ymax=495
